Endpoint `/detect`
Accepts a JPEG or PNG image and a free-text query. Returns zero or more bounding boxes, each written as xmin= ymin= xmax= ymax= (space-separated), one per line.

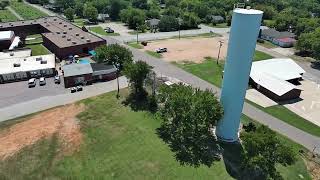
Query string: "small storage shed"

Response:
xmin=62 ymin=63 xmax=93 ymax=88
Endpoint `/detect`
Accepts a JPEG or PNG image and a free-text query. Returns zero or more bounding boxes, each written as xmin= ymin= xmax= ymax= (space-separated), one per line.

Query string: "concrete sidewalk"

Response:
xmin=0 ymin=77 xmax=128 ymax=122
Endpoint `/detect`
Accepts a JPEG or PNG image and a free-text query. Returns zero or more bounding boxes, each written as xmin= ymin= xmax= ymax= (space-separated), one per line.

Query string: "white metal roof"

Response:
xmin=0 ymin=54 xmax=55 ymax=74
xmin=0 ymin=49 xmax=31 ymax=60
xmin=250 ymin=58 xmax=305 ymax=96
xmin=9 ymin=36 xmax=21 ymax=50
xmin=251 ymin=58 xmax=305 ymax=81
xmin=0 ymin=31 xmax=14 ymax=41
xmin=62 ymin=63 xmax=93 ymax=77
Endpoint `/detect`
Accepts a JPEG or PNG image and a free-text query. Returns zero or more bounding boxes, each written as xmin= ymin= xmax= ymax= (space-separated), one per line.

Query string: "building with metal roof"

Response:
xmin=250 ymin=58 xmax=305 ymax=101
xmin=260 ymin=29 xmax=296 ymax=47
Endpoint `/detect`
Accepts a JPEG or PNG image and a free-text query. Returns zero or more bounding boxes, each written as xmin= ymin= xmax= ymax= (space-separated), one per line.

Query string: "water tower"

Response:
xmin=216 ymin=8 xmax=263 ymax=142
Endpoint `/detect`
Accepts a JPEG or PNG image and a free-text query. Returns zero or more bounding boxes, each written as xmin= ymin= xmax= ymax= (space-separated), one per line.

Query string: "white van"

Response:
xmin=28 ymin=78 xmax=36 ymax=88
xmin=39 ymin=77 xmax=46 ymax=86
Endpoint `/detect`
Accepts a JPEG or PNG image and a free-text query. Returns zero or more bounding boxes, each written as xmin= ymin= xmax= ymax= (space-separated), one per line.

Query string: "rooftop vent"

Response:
xmin=54 ymin=18 xmax=57 ymax=21
xmin=64 ymin=24 xmax=67 ymax=27
xmin=40 ymin=60 xmax=47 ymax=64
xmin=44 ymin=21 xmax=47 ymax=23
xmin=13 ymin=63 xmax=21 ymax=67
xmin=0 ymin=25 xmax=2 ymax=27
xmin=56 ymin=31 xmax=61 ymax=34
xmin=63 ymin=31 xmax=67 ymax=34
xmin=34 ymin=20 xmax=37 ymax=22
xmin=81 ymin=36 xmax=84 ymax=39
xmin=67 ymin=38 xmax=71 ymax=41
xmin=10 ymin=53 xmax=14 ymax=56
xmin=22 ymin=21 xmax=24 ymax=23
xmin=46 ymin=24 xmax=50 ymax=27
xmin=68 ymin=27 xmax=72 ymax=30
xmin=36 ymin=57 xmax=43 ymax=61
xmin=75 ymin=33 xmax=79 ymax=36
xmin=62 ymin=35 xmax=66 ymax=38
xmin=72 ymin=41 xmax=77 ymax=44
xmin=86 ymin=39 xmax=91 ymax=42
xmin=59 ymin=22 xmax=62 ymax=24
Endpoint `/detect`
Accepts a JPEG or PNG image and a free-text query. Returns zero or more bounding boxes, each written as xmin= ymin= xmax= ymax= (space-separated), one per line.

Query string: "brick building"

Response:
xmin=0 ymin=16 xmax=106 ymax=59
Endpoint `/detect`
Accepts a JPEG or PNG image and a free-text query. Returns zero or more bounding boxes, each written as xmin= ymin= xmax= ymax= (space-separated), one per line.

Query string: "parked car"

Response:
xmin=156 ymin=48 xmax=167 ymax=53
xmin=76 ymin=86 xmax=83 ymax=91
xmin=39 ymin=77 xmax=46 ymax=86
xmin=70 ymin=87 xmax=77 ymax=93
xmin=104 ymin=27 xmax=114 ymax=33
xmin=28 ymin=78 xmax=36 ymax=88
xmin=54 ymin=75 xmax=60 ymax=84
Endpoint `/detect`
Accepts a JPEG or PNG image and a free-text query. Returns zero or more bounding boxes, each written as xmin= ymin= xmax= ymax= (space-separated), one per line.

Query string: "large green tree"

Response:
xmin=119 ymin=8 xmax=146 ymax=29
xmin=95 ymin=44 xmax=133 ymax=70
xmin=132 ymin=0 xmax=148 ymax=10
xmin=64 ymin=7 xmax=75 ymax=21
xmin=123 ymin=61 xmax=152 ymax=96
xmin=157 ymin=84 xmax=223 ymax=167
xmin=240 ymin=125 xmax=296 ymax=180
xmin=158 ymin=15 xmax=179 ymax=32
xmin=55 ymin=0 xmax=75 ymax=11
xmin=83 ymin=5 xmax=98 ymax=22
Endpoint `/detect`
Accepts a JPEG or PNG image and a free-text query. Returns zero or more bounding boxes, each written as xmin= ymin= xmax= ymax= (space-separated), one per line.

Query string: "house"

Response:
xmin=0 ymin=53 xmax=56 ymax=83
xmin=250 ymin=58 xmax=305 ymax=101
xmin=62 ymin=63 xmax=117 ymax=88
xmin=146 ymin=18 xmax=160 ymax=31
xmin=97 ymin=14 xmax=110 ymax=22
xmin=62 ymin=63 xmax=93 ymax=88
xmin=210 ymin=15 xmax=225 ymax=23
xmin=260 ymin=29 xmax=296 ymax=47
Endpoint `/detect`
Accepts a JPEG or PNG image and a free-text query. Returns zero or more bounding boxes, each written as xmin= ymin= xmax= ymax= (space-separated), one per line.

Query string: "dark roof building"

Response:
xmin=0 ymin=16 xmax=106 ymax=59
xmin=261 ymin=29 xmax=295 ymax=39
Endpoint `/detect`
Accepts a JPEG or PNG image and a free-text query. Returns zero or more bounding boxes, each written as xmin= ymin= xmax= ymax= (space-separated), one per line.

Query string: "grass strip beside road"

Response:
xmin=146 ymin=50 xmax=162 ymax=58
xmin=253 ymin=50 xmax=274 ymax=61
xmin=0 ymin=9 xmax=18 ymax=22
xmin=10 ymin=1 xmax=47 ymax=20
xmin=247 ymin=101 xmax=320 ymax=137
xmin=128 ymin=42 xmax=143 ymax=49
xmin=88 ymin=26 xmax=120 ymax=36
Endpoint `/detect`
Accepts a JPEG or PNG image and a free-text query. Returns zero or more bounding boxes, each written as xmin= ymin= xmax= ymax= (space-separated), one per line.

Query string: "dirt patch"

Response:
xmin=142 ymin=37 xmax=228 ymax=63
xmin=304 ymin=155 xmax=320 ymax=180
xmin=0 ymin=104 xmax=84 ymax=160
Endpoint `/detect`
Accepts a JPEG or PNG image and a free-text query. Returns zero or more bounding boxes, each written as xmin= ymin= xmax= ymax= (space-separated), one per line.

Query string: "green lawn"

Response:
xmin=0 ymin=9 xmax=18 ymax=22
xmin=10 ymin=1 xmax=47 ymax=20
xmin=26 ymin=43 xmax=50 ymax=56
xmin=257 ymin=40 xmax=278 ymax=49
xmin=88 ymin=26 xmax=120 ymax=36
xmin=253 ymin=50 xmax=274 ymax=61
xmin=0 ymin=90 xmax=311 ymax=179
xmin=146 ymin=50 xmax=162 ymax=58
xmin=128 ymin=42 xmax=143 ymax=49
xmin=247 ymin=101 xmax=320 ymax=137
xmin=175 ymin=58 xmax=224 ymax=87
xmin=73 ymin=18 xmax=84 ymax=27
xmin=25 ymin=34 xmax=43 ymax=45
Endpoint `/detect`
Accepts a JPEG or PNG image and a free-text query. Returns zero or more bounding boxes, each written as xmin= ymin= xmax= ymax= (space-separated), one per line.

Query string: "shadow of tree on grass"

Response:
xmin=122 ymin=90 xmax=157 ymax=113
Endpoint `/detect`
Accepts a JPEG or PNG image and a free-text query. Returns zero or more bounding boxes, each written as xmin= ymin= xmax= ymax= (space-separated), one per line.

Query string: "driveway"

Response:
xmin=0 ymin=76 xmax=128 ymax=122
xmin=97 ymin=22 xmax=132 ymax=36
xmin=0 ymin=77 xmax=66 ymax=109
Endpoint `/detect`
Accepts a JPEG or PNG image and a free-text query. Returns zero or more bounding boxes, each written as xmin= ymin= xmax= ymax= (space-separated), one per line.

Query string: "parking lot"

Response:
xmin=0 ymin=77 xmax=67 ymax=108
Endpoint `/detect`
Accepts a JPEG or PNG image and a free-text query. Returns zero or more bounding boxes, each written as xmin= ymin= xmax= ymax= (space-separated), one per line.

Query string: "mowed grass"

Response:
xmin=26 ymin=43 xmax=50 ymax=56
xmin=0 ymin=90 xmax=311 ymax=179
xmin=0 ymin=9 xmax=18 ymax=22
xmin=146 ymin=50 xmax=162 ymax=58
xmin=128 ymin=42 xmax=143 ymax=49
xmin=253 ymin=50 xmax=274 ymax=61
xmin=88 ymin=26 xmax=120 ymax=36
xmin=0 ymin=90 xmax=233 ymax=179
xmin=10 ymin=1 xmax=47 ymax=20
xmin=247 ymin=101 xmax=320 ymax=137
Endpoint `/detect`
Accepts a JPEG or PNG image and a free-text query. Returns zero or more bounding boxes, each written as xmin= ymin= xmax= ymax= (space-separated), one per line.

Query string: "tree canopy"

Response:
xmin=157 ymin=84 xmax=223 ymax=167
xmin=64 ymin=7 xmax=75 ymax=21
xmin=95 ymin=44 xmax=133 ymax=70
xmin=83 ymin=5 xmax=98 ymax=22
xmin=240 ymin=125 xmax=296 ymax=180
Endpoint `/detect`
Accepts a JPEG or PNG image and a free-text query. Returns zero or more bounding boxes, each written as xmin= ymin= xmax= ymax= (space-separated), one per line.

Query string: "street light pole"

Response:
xmin=217 ymin=40 xmax=224 ymax=64
xmin=114 ymin=62 xmax=120 ymax=99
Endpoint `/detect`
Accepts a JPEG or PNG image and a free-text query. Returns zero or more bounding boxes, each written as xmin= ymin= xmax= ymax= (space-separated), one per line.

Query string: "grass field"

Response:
xmin=25 ymin=34 xmax=43 ymax=45
xmin=128 ymin=42 xmax=143 ymax=49
xmin=253 ymin=50 xmax=274 ymax=61
xmin=26 ymin=43 xmax=50 ymax=56
xmin=10 ymin=1 xmax=47 ymax=20
xmin=0 ymin=90 xmax=311 ymax=179
xmin=247 ymin=101 xmax=320 ymax=137
xmin=73 ymin=18 xmax=84 ymax=27
xmin=0 ymin=9 xmax=18 ymax=22
xmin=146 ymin=50 xmax=162 ymax=58
xmin=88 ymin=26 xmax=120 ymax=36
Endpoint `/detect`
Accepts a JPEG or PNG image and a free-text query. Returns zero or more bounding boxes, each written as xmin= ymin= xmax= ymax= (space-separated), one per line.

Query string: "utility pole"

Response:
xmin=217 ymin=40 xmax=224 ymax=64
xmin=113 ymin=62 xmax=120 ymax=99
xmin=178 ymin=18 xmax=182 ymax=40
xmin=136 ymin=24 xmax=139 ymax=44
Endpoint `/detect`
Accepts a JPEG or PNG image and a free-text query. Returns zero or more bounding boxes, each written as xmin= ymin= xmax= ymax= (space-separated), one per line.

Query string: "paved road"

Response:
xmin=23 ymin=0 xmax=56 ymax=16
xmin=104 ymin=36 xmax=320 ymax=154
xmin=0 ymin=77 xmax=128 ymax=122
xmin=7 ymin=7 xmax=23 ymax=20
xmin=113 ymin=24 xmax=229 ymax=43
